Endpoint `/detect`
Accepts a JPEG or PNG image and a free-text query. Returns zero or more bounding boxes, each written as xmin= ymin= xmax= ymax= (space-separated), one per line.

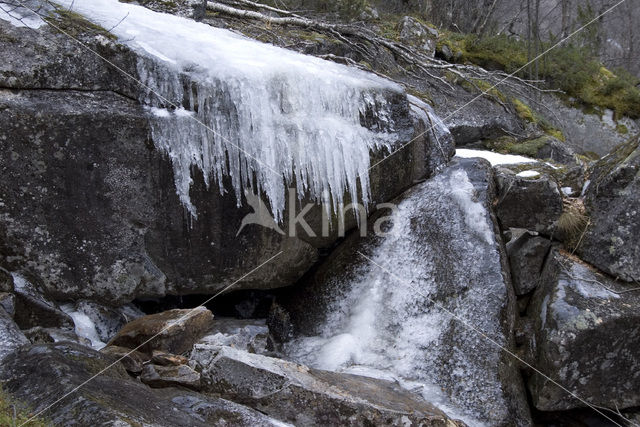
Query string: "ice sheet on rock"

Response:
xmin=0 ymin=1 xmax=48 ymax=29
xmin=516 ymin=170 xmax=541 ymax=178
xmin=455 ymin=148 xmax=536 ymax=166
xmin=284 ymin=164 xmax=514 ymax=426
xmin=54 ymin=0 xmax=402 ymax=220
xmin=60 ymin=303 xmax=107 ymax=350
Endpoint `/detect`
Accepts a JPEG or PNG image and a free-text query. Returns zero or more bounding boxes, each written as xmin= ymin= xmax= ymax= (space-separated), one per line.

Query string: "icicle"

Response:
xmin=55 ymin=0 xmax=402 ymax=221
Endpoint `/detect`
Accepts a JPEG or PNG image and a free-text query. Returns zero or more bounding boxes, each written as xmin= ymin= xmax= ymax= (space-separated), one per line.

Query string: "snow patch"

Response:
xmin=455 ymin=149 xmax=536 ymax=166
xmin=516 ymin=170 xmax=540 ymax=178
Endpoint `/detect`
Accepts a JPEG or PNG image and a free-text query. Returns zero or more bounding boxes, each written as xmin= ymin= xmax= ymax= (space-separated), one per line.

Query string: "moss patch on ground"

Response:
xmin=435 ymin=32 xmax=640 ymax=119
xmin=0 ymin=386 xmax=51 ymax=427
xmin=485 ymin=135 xmax=552 ymax=158
xmin=45 ymin=7 xmax=116 ymax=39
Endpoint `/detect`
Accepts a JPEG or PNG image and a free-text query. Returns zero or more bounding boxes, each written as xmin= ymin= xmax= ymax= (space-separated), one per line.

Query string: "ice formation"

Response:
xmin=0 ymin=2 xmax=48 ymax=29
xmin=54 ymin=0 xmax=402 ymax=220
xmin=60 ymin=304 xmax=107 ymax=350
xmin=284 ymin=164 xmax=515 ymax=425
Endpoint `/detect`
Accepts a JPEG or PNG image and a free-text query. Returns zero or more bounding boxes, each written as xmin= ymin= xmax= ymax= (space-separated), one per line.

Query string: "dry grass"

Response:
xmin=557 ymin=198 xmax=590 ymax=252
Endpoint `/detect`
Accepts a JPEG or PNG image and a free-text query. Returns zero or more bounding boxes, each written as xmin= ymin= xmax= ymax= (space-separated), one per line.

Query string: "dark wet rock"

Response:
xmin=23 ymin=326 xmax=83 ymax=346
xmin=273 ymin=159 xmax=531 ymax=426
xmin=191 ymin=344 xmax=464 ymax=426
xmin=100 ymin=345 xmax=148 ymax=375
xmin=0 ymin=268 xmax=13 ymax=292
xmin=0 ymin=306 xmax=29 ymax=362
xmin=197 ymin=318 xmax=271 ymax=355
xmin=266 ymin=302 xmax=295 ymax=344
xmin=506 ymin=231 xmax=551 ymax=296
xmin=141 ymin=364 xmax=201 ymax=390
xmin=108 ymin=307 xmax=213 ymax=355
xmin=397 ymin=16 xmax=436 ymax=55
xmin=494 ymin=168 xmax=563 ymax=236
xmin=0 ymin=342 xmax=288 ymax=426
xmin=526 ymin=249 xmax=640 ymax=411
xmin=0 ymin=291 xmax=15 ymax=317
xmin=577 ymin=136 xmax=640 ymax=282
xmin=10 ymin=274 xmax=74 ymax=329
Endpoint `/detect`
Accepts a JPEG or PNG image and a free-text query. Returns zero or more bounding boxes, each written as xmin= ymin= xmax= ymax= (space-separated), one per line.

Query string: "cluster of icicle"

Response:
xmin=54 ymin=0 xmax=405 ymax=220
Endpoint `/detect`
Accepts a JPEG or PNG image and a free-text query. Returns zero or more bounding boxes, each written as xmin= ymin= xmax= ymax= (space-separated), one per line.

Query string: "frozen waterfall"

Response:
xmin=54 ymin=0 xmax=403 ymax=220
xmin=283 ymin=161 xmax=519 ymax=426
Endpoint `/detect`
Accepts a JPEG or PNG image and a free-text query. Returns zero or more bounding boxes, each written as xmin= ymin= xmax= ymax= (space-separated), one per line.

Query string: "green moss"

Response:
xmin=458 ymin=78 xmax=507 ymax=104
xmin=434 ymin=31 xmax=640 ymax=119
xmin=406 ymin=88 xmax=434 ymax=105
xmin=0 ymin=386 xmax=51 ymax=427
xmin=512 ymin=98 xmax=535 ymax=122
xmin=510 ymin=98 xmax=566 ymax=141
xmin=45 ymin=7 xmax=115 ymax=39
xmin=485 ymin=135 xmax=551 ymax=158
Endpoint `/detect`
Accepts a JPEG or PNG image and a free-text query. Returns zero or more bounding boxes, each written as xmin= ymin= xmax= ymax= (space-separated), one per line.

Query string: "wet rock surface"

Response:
xmin=274 ymin=159 xmax=531 ymax=426
xmin=526 ymin=249 xmax=640 ymax=411
xmin=191 ymin=344 xmax=463 ymax=426
xmin=196 ymin=317 xmax=271 ymax=355
xmin=0 ymin=342 xmax=288 ymax=426
xmin=0 ymin=306 xmax=29 ymax=362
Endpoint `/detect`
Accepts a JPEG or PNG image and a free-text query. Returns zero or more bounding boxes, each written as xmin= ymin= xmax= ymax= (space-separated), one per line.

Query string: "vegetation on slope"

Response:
xmin=0 ymin=386 xmax=50 ymax=427
xmin=436 ymin=32 xmax=640 ymax=119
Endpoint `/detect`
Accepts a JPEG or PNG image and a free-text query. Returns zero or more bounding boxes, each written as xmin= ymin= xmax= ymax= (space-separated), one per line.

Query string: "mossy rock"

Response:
xmin=45 ymin=7 xmax=116 ymax=40
xmin=0 ymin=386 xmax=51 ymax=427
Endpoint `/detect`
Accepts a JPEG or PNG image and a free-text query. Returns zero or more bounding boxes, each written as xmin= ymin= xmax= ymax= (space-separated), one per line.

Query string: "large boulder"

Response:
xmin=0 ymin=342 xmax=288 ymax=426
xmin=0 ymin=7 xmax=450 ymax=304
xmin=494 ymin=168 xmax=563 ymax=236
xmin=191 ymin=344 xmax=463 ymax=426
xmin=272 ymin=159 xmax=531 ymax=426
xmin=577 ymin=136 xmax=640 ymax=282
xmin=108 ymin=307 xmax=213 ymax=355
xmin=526 ymin=248 xmax=640 ymax=411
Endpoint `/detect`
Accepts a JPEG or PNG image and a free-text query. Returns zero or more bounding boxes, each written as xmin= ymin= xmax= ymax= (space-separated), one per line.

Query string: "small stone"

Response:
xmin=151 ymin=350 xmax=189 ymax=366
